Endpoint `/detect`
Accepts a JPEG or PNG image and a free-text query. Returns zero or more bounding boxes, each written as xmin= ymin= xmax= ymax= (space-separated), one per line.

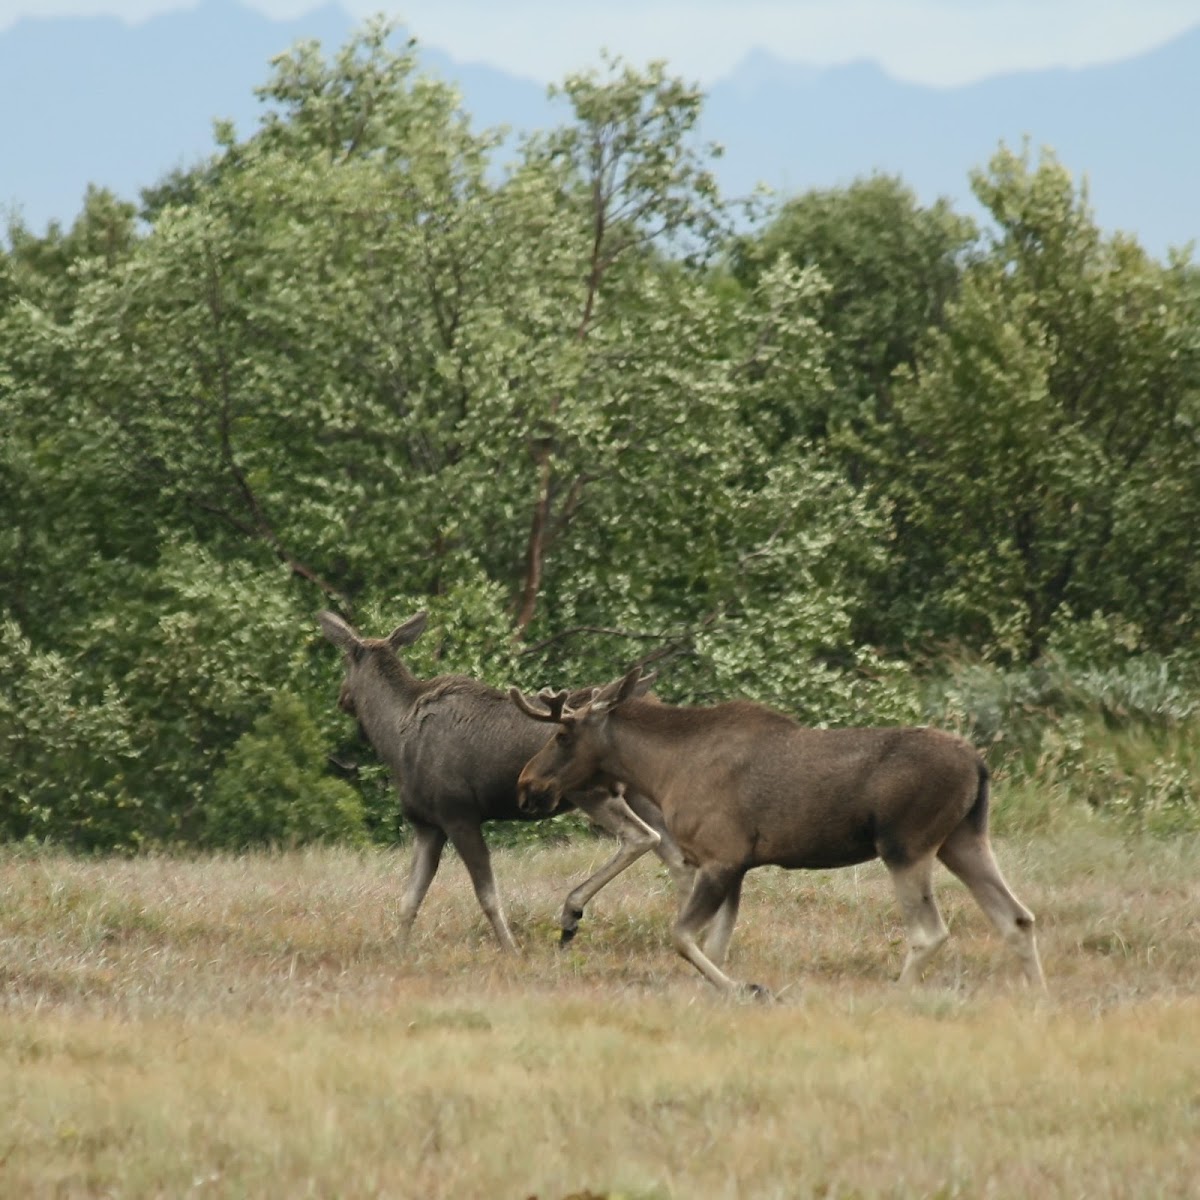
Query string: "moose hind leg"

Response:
xmin=673 ymin=865 xmax=764 ymax=999
xmin=397 ymin=821 xmax=448 ymax=944
xmin=938 ymin=825 xmax=1046 ymax=988
xmin=888 ymin=854 xmax=950 ymax=986
xmin=701 ymin=873 xmax=744 ymax=968
xmin=445 ymin=820 xmax=519 ymax=953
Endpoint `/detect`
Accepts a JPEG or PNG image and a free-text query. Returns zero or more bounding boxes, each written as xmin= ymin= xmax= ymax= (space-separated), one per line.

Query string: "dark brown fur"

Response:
xmin=319 ymin=612 xmax=690 ymax=951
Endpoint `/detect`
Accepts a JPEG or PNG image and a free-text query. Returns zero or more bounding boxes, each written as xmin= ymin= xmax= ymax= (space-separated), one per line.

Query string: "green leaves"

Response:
xmin=0 ymin=617 xmax=140 ymax=849
xmin=734 ymin=173 xmax=975 ymax=436
xmin=205 ymin=692 xmax=367 ymax=850
xmin=1 ymin=23 xmax=1196 ymax=850
xmin=855 ymin=145 xmax=1200 ymax=662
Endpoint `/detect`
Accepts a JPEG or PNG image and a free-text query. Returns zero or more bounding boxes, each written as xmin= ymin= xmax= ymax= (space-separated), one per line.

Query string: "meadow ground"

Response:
xmin=1 ymin=819 xmax=1197 ymax=1198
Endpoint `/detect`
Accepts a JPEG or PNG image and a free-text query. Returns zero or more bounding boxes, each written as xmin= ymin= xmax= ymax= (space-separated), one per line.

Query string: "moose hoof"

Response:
xmin=740 ymin=981 xmax=774 ymax=1004
xmin=559 ymin=908 xmax=584 ymax=946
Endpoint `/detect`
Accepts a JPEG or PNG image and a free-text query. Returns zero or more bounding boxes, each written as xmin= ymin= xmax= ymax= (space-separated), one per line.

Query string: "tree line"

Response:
xmin=2 ymin=19 xmax=1197 ymax=850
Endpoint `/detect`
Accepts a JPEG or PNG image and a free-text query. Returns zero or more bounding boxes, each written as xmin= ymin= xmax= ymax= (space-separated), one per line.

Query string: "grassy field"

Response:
xmin=1 ymin=819 xmax=1198 ymax=1198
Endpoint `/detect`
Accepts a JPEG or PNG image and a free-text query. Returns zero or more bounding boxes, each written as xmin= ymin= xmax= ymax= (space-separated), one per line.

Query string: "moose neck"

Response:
xmin=354 ymin=656 xmax=425 ymax=736
xmin=603 ymin=699 xmax=701 ymax=799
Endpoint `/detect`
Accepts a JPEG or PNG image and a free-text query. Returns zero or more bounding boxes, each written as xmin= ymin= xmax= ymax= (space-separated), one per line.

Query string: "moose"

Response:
xmin=511 ymin=667 xmax=1046 ymax=997
xmin=318 ymin=611 xmax=691 ymax=951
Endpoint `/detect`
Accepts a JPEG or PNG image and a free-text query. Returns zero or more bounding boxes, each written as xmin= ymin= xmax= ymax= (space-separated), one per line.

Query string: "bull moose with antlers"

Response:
xmin=511 ymin=666 xmax=1046 ymax=998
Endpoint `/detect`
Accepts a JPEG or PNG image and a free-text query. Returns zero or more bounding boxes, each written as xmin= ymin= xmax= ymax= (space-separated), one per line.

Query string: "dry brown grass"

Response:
xmin=2 ymin=820 xmax=1198 ymax=1198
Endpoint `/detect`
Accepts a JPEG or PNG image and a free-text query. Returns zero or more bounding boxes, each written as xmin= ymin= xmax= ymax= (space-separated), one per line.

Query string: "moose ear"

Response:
xmin=318 ymin=610 xmax=361 ymax=652
xmin=591 ymin=666 xmax=647 ymax=714
xmin=630 ymin=670 xmax=657 ymax=699
xmin=388 ymin=611 xmax=428 ymax=650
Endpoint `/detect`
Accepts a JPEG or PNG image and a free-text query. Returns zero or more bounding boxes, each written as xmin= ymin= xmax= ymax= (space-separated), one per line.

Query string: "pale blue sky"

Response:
xmin=2 ymin=0 xmax=1198 ymax=86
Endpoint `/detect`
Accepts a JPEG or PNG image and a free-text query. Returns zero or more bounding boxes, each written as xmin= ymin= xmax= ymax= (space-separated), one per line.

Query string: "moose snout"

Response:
xmin=517 ymin=770 xmax=561 ymax=816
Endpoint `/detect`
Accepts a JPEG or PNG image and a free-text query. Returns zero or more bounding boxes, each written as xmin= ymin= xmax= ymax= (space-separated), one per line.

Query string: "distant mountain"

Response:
xmin=2 ymin=0 xmax=1197 ymax=258
xmin=0 ymin=0 xmax=353 ymax=232
xmin=704 ymin=36 xmax=1200 ymax=256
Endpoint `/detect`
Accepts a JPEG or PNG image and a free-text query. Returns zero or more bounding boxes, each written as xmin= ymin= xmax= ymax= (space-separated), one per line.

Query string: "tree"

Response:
xmin=970 ymin=145 xmax=1200 ymax=653
xmin=0 ymin=23 xmax=965 ymax=848
xmin=856 ymin=144 xmax=1200 ymax=662
xmin=505 ymin=55 xmax=732 ymax=632
xmin=68 ymin=545 xmax=319 ymax=844
xmin=0 ymin=616 xmax=139 ymax=849
xmin=204 ymin=691 xmax=366 ymax=849
xmin=67 ymin=20 xmax=518 ymax=609
xmin=4 ymin=186 xmax=139 ymax=322
xmin=732 ymin=174 xmax=975 ymax=444
xmin=0 ymin=190 xmax=158 ymax=638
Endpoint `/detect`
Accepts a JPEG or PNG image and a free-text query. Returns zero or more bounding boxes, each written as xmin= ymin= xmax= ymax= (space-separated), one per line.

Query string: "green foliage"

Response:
xmin=70 ymin=544 xmax=314 ymax=844
xmin=4 ymin=185 xmax=139 ymax=321
xmin=1 ymin=188 xmax=166 ymax=641
xmin=353 ymin=565 xmax=522 ymax=687
xmin=854 ymin=145 xmax=1200 ymax=662
xmin=924 ymin=653 xmax=1200 ymax=835
xmin=539 ymin=51 xmax=730 ymax=262
xmin=204 ymin=691 xmax=366 ymax=849
xmin=733 ymin=174 xmax=975 ymax=438
xmin=1 ymin=25 xmax=1196 ymax=852
xmin=0 ymin=617 xmax=140 ymax=849
xmin=858 ymin=267 xmax=1065 ymax=656
xmin=970 ymin=145 xmax=1200 ymax=657
xmin=65 ymin=21 xmax=531 ymax=611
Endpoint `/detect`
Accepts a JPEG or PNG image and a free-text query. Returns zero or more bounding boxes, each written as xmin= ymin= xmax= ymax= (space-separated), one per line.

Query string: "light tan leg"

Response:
xmin=888 ymin=854 xmax=950 ymax=986
xmin=672 ymin=866 xmax=767 ymax=1000
xmin=396 ymin=822 xmax=447 ymax=944
xmin=625 ymin=790 xmax=695 ymax=896
xmin=446 ymin=821 xmax=519 ymax=953
xmin=938 ymin=826 xmax=1046 ymax=988
xmin=560 ymin=791 xmax=664 ymax=943
xmin=701 ymin=874 xmax=743 ymax=968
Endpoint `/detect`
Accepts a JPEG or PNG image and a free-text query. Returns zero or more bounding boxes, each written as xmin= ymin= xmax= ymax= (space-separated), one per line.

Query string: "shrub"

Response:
xmin=923 ymin=652 xmax=1200 ymax=835
xmin=204 ymin=691 xmax=367 ymax=849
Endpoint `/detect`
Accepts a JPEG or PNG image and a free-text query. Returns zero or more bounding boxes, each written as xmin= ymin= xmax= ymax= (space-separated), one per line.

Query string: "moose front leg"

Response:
xmin=625 ymin=790 xmax=695 ymax=896
xmin=559 ymin=790 xmax=665 ymax=943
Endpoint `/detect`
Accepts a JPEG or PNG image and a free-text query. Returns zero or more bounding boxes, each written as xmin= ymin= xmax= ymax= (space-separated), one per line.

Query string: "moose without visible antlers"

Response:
xmin=512 ymin=667 xmax=1046 ymax=997
xmin=318 ymin=611 xmax=690 ymax=951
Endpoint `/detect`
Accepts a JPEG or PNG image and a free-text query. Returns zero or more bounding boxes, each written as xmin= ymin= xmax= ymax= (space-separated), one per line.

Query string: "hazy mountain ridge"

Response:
xmin=2 ymin=0 xmax=1196 ymax=256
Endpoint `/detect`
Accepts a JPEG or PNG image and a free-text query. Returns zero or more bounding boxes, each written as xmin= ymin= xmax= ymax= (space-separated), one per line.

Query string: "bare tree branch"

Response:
xmin=200 ymin=242 xmax=348 ymax=606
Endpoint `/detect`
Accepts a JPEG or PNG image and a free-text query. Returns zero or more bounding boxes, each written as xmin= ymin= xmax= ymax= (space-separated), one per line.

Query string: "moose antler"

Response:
xmin=509 ymin=686 xmax=577 ymax=723
xmin=537 ymin=687 xmax=574 ymax=719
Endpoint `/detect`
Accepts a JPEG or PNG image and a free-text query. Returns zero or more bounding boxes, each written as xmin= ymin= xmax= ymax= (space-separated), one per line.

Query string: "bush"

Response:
xmin=76 ymin=543 xmax=315 ymax=843
xmin=203 ymin=691 xmax=367 ymax=849
xmin=923 ymin=652 xmax=1200 ymax=835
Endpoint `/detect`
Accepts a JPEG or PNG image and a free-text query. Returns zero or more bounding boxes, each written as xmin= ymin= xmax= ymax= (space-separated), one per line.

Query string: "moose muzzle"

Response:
xmin=517 ymin=770 xmax=562 ymax=816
